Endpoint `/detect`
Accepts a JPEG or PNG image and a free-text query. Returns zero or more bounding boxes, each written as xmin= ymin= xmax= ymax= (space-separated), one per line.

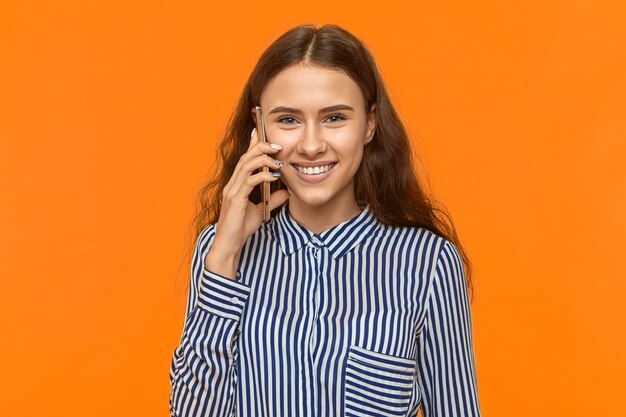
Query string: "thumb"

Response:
xmin=268 ymin=189 xmax=290 ymax=211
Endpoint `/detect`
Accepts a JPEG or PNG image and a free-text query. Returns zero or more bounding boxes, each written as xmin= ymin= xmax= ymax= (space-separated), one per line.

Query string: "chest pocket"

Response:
xmin=343 ymin=345 xmax=417 ymax=417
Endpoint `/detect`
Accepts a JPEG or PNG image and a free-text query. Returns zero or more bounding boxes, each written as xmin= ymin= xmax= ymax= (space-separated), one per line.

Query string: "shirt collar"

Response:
xmin=271 ymin=201 xmax=382 ymax=259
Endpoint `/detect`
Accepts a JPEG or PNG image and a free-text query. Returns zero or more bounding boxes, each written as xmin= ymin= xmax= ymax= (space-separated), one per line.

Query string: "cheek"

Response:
xmin=325 ymin=123 xmax=366 ymax=143
xmin=327 ymin=129 xmax=366 ymax=159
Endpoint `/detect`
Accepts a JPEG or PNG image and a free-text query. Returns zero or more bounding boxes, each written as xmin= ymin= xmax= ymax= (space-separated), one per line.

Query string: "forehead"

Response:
xmin=260 ymin=63 xmax=365 ymax=110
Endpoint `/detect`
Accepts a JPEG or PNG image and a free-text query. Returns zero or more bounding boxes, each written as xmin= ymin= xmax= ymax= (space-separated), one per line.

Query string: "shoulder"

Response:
xmin=373 ymin=224 xmax=451 ymax=281
xmin=193 ymin=223 xmax=218 ymax=253
xmin=375 ymin=223 xmax=448 ymax=254
xmin=199 ymin=222 xmax=217 ymax=237
xmin=432 ymin=238 xmax=465 ymax=281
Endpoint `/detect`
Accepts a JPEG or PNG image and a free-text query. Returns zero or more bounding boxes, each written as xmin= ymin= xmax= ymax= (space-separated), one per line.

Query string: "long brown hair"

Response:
xmin=187 ymin=24 xmax=474 ymax=299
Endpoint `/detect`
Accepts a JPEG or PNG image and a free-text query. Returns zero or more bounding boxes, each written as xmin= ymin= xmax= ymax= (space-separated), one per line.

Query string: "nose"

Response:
xmin=296 ymin=124 xmax=327 ymax=157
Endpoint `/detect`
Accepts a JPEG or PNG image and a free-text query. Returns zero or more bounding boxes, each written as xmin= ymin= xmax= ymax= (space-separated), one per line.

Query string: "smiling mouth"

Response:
xmin=292 ymin=163 xmax=337 ymax=175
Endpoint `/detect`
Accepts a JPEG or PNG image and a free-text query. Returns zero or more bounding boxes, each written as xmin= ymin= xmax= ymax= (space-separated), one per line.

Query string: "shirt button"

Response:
xmin=231 ymin=296 xmax=239 ymax=304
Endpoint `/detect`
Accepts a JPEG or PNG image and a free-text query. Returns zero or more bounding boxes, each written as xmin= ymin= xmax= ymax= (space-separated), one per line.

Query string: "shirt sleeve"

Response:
xmin=415 ymin=240 xmax=481 ymax=417
xmin=169 ymin=224 xmax=252 ymax=417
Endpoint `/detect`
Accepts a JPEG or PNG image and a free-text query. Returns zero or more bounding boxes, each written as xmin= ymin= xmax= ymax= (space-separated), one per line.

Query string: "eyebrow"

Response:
xmin=267 ymin=104 xmax=355 ymax=115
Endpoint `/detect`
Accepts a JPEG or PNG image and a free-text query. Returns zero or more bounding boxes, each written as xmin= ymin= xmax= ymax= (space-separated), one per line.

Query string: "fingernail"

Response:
xmin=272 ymin=172 xmax=281 ymax=178
xmin=274 ymin=159 xmax=284 ymax=167
xmin=270 ymin=143 xmax=282 ymax=150
xmin=251 ymin=128 xmax=256 ymax=138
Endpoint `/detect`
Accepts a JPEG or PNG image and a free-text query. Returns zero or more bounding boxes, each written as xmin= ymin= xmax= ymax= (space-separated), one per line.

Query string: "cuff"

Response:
xmin=197 ymin=268 xmax=252 ymax=321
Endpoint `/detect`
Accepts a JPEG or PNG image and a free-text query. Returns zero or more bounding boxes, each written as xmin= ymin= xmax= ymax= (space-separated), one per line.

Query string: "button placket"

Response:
xmin=304 ymin=236 xmax=323 ymax=416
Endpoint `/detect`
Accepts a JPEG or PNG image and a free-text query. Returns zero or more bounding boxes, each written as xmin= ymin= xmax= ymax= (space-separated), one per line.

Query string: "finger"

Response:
xmin=242 ymin=154 xmax=283 ymax=173
xmin=232 ymin=171 xmax=281 ymax=201
xmin=228 ymin=128 xmax=266 ymax=189
xmin=249 ymin=139 xmax=282 ymax=157
xmin=229 ymin=154 xmax=283 ymax=196
xmin=235 ymin=141 xmax=283 ymax=173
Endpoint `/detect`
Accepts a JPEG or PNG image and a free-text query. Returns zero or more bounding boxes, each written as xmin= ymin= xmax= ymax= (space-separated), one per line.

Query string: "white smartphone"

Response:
xmin=254 ymin=106 xmax=271 ymax=221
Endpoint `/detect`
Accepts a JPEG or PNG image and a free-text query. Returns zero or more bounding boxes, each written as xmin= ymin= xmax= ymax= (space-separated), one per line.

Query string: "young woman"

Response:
xmin=169 ymin=24 xmax=481 ymax=417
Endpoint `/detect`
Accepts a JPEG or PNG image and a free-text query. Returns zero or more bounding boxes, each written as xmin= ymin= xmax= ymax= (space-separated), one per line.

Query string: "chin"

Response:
xmin=295 ymin=195 xmax=333 ymax=207
xmin=287 ymin=189 xmax=334 ymax=207
xmin=284 ymin=179 xmax=355 ymax=210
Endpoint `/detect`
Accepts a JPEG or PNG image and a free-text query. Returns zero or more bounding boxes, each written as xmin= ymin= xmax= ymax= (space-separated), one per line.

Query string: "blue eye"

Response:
xmin=326 ymin=114 xmax=346 ymax=123
xmin=276 ymin=114 xmax=346 ymax=125
xmin=277 ymin=116 xmax=298 ymax=125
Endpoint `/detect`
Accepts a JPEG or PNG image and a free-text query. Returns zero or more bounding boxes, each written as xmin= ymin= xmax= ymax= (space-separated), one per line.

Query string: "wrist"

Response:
xmin=205 ymin=247 xmax=240 ymax=280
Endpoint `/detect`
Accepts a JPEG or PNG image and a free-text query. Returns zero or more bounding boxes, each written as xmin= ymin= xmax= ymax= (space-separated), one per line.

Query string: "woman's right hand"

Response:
xmin=205 ymin=128 xmax=291 ymax=279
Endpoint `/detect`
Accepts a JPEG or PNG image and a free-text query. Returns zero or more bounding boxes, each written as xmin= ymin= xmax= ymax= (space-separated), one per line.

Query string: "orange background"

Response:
xmin=1 ymin=1 xmax=625 ymax=416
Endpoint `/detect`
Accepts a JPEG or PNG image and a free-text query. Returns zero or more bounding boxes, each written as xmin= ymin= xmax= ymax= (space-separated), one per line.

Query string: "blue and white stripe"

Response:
xmin=169 ymin=202 xmax=481 ymax=416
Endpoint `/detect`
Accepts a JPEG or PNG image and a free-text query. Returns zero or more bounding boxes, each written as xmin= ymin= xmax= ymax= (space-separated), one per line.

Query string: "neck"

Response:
xmin=287 ymin=199 xmax=362 ymax=234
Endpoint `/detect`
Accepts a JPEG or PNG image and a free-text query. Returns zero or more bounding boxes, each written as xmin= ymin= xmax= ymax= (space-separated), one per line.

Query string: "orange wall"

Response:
xmin=1 ymin=1 xmax=625 ymax=416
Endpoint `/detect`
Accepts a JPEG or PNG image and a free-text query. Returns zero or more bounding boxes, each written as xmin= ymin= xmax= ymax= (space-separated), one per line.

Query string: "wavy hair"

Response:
xmin=186 ymin=24 xmax=474 ymax=299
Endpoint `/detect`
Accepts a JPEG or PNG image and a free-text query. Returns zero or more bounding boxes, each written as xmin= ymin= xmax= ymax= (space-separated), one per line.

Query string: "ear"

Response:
xmin=365 ymin=103 xmax=377 ymax=144
xmin=251 ymin=107 xmax=258 ymax=124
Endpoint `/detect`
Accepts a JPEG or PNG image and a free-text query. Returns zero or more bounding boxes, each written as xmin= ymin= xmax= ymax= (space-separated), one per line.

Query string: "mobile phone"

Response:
xmin=254 ymin=106 xmax=271 ymax=221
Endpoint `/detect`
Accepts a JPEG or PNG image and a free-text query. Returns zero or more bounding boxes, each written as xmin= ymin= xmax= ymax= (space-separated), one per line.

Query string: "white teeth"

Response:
xmin=295 ymin=163 xmax=335 ymax=175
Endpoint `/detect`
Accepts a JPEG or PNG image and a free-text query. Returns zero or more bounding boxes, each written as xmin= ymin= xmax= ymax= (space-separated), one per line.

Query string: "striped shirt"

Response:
xmin=169 ymin=202 xmax=481 ymax=416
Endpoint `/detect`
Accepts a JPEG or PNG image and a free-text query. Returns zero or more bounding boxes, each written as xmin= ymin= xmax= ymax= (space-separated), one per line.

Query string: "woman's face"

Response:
xmin=259 ymin=63 xmax=376 ymax=216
